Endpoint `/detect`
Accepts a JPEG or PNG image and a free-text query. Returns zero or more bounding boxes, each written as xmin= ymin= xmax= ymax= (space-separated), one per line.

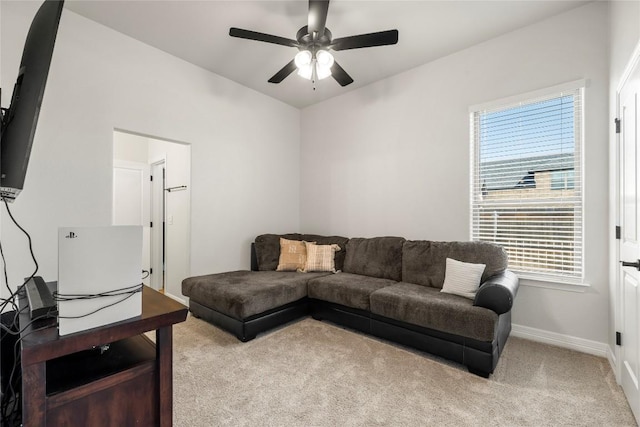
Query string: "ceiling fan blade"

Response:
xmin=308 ymin=0 xmax=330 ymax=37
xmin=331 ymin=29 xmax=399 ymax=51
xmin=331 ymin=61 xmax=354 ymax=87
xmin=268 ymin=60 xmax=297 ymax=84
xmin=229 ymin=27 xmax=299 ymax=48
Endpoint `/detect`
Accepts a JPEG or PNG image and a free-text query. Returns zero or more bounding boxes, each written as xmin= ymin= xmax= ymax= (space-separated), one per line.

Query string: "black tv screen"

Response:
xmin=0 ymin=0 xmax=64 ymax=202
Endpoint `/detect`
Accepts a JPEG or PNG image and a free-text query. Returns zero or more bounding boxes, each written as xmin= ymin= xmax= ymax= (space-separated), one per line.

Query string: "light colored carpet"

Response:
xmin=171 ymin=315 xmax=637 ymax=426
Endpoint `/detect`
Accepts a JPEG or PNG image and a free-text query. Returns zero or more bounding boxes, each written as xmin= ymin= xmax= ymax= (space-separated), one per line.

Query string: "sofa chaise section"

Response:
xmin=182 ymin=270 xmax=332 ymax=341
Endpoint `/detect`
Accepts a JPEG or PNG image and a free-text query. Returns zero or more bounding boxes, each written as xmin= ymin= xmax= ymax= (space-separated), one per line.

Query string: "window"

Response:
xmin=550 ymin=170 xmax=575 ymax=191
xmin=470 ymin=82 xmax=584 ymax=283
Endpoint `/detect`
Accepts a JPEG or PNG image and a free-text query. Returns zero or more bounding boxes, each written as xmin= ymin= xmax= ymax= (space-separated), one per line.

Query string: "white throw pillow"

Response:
xmin=441 ymin=258 xmax=486 ymax=299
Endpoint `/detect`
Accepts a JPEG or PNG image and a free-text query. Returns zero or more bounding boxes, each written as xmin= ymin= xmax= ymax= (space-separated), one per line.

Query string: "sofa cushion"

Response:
xmin=370 ymin=282 xmax=498 ymax=342
xmin=308 ymin=272 xmax=397 ymax=311
xmin=255 ymin=234 xmax=302 ymax=271
xmin=402 ymin=240 xmax=507 ymax=288
xmin=182 ymin=270 xmax=330 ymax=320
xmin=343 ymin=237 xmax=405 ymax=281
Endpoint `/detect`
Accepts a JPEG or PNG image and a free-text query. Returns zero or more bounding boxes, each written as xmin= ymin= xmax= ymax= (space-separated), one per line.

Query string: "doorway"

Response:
xmin=112 ymin=130 xmax=191 ymax=303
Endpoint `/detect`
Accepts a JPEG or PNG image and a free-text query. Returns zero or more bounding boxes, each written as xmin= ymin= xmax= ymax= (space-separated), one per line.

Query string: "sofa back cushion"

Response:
xmin=254 ymin=234 xmax=302 ymax=271
xmin=343 ymin=237 xmax=405 ymax=281
xmin=254 ymin=233 xmax=349 ymax=271
xmin=402 ymin=240 xmax=507 ymax=288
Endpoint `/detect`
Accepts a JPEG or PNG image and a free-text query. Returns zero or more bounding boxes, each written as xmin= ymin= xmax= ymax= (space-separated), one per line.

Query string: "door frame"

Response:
xmin=150 ymin=158 xmax=166 ymax=292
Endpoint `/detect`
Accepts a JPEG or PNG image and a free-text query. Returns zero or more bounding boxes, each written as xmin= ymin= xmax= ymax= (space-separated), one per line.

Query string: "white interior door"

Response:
xmin=113 ymin=160 xmax=151 ymax=285
xmin=618 ymin=56 xmax=640 ymax=424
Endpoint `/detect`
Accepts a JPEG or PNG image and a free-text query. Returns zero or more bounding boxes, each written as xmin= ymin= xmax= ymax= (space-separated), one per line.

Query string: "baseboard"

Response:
xmin=164 ymin=292 xmax=187 ymax=305
xmin=511 ymin=324 xmax=608 ymax=358
xmin=608 ymin=345 xmax=620 ymax=382
xmin=608 ymin=344 xmax=617 ymax=368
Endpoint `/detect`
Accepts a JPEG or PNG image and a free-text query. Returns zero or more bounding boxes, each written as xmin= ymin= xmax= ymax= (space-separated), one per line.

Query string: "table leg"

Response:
xmin=22 ymin=361 xmax=46 ymax=426
xmin=156 ymin=326 xmax=173 ymax=427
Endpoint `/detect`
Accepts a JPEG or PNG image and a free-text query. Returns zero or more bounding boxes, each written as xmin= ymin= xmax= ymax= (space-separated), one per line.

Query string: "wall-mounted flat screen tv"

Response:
xmin=1 ymin=0 xmax=64 ymax=202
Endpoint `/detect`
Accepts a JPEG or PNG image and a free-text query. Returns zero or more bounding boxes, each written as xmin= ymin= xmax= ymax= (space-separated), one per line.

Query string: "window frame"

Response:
xmin=469 ymin=80 xmax=586 ymax=285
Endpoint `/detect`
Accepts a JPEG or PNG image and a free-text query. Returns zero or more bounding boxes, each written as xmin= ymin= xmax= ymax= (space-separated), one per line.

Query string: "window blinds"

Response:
xmin=470 ymin=88 xmax=583 ymax=282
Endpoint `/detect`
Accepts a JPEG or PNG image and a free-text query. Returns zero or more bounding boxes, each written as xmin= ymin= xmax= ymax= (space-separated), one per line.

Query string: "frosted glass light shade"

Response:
xmin=295 ymin=50 xmax=312 ymax=68
xmin=315 ymin=50 xmax=334 ymax=80
xmin=294 ymin=50 xmax=334 ymax=81
xmin=297 ymin=64 xmax=313 ymax=80
xmin=316 ymin=50 xmax=334 ymax=67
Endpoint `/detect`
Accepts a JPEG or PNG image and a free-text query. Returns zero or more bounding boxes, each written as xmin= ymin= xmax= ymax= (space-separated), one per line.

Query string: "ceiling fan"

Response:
xmin=229 ymin=0 xmax=399 ymax=87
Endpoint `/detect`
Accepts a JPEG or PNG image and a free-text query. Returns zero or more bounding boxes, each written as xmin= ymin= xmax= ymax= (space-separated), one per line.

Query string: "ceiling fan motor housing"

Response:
xmin=296 ymin=25 xmax=332 ymax=51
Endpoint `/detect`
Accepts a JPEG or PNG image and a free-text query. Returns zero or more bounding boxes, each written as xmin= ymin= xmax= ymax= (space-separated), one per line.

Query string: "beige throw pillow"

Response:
xmin=303 ymin=242 xmax=341 ymax=272
xmin=276 ymin=238 xmax=308 ymax=271
xmin=440 ymin=258 xmax=486 ymax=299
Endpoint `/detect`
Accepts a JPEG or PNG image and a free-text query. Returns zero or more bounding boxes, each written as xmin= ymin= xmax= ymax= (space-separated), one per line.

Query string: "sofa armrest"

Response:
xmin=473 ymin=270 xmax=519 ymax=315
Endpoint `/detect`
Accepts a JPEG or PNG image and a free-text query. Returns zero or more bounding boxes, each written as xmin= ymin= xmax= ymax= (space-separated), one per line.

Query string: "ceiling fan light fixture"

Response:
xmin=315 ymin=50 xmax=334 ymax=80
xmin=294 ymin=50 xmax=312 ymax=68
xmin=297 ymin=64 xmax=313 ymax=80
xmin=316 ymin=64 xmax=332 ymax=80
xmin=316 ymin=50 xmax=334 ymax=67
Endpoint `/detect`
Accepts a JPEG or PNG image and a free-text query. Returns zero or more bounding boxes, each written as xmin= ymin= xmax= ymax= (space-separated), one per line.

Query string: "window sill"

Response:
xmin=515 ymin=272 xmax=590 ymax=293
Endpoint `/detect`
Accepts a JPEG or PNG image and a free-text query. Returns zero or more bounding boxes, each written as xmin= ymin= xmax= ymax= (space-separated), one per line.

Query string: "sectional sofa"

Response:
xmin=182 ymin=233 xmax=519 ymax=377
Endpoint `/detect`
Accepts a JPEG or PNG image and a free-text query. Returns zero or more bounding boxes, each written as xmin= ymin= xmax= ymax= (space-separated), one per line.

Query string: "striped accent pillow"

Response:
xmin=440 ymin=258 xmax=486 ymax=299
xmin=303 ymin=242 xmax=341 ymax=272
xmin=276 ymin=238 xmax=309 ymax=271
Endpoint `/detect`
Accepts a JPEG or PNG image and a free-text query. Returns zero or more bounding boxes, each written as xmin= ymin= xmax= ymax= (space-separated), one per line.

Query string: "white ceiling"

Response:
xmin=64 ymin=0 xmax=590 ymax=109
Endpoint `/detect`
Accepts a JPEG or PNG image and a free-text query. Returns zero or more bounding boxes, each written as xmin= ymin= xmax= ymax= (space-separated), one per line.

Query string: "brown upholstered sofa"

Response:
xmin=182 ymin=233 xmax=519 ymax=377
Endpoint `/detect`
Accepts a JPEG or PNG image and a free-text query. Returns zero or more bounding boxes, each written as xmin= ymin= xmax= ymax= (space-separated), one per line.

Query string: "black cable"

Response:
xmin=0 ymin=196 xmax=40 ymax=425
xmin=1 ymin=306 xmax=58 ymax=423
xmin=53 ymin=283 xmax=143 ymax=301
xmin=0 ymin=197 xmax=39 ymax=314
xmin=55 ymin=285 xmax=142 ymax=319
xmin=2 ymin=197 xmax=38 ymax=277
xmin=0 ymin=240 xmax=13 ymax=299
xmin=0 ymin=241 xmax=18 ymax=314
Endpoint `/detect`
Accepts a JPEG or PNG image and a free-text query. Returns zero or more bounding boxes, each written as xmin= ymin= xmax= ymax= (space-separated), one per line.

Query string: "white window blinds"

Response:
xmin=470 ymin=86 xmax=583 ymax=283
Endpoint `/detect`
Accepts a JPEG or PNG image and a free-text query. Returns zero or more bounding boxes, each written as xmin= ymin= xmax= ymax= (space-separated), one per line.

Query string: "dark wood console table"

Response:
xmin=19 ymin=284 xmax=188 ymax=426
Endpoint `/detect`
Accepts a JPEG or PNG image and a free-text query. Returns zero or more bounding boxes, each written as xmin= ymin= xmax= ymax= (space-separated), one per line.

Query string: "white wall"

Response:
xmin=113 ymin=131 xmax=149 ymax=163
xmin=301 ymin=3 xmax=610 ymax=346
xmin=609 ymin=1 xmax=640 ymax=359
xmin=0 ymin=2 xmax=301 ymax=298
